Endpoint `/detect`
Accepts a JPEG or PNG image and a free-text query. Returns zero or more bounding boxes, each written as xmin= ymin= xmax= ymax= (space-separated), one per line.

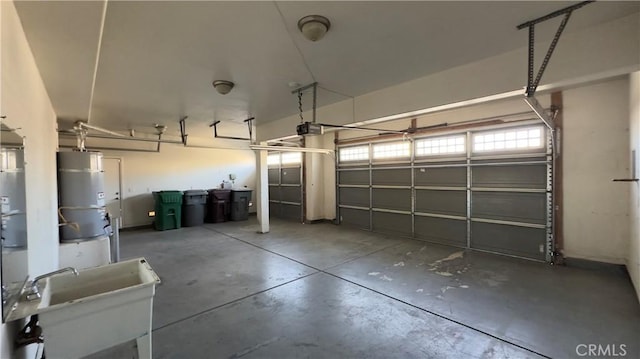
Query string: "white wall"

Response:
xmin=98 ymin=145 xmax=256 ymax=228
xmin=629 ymin=71 xmax=640 ymax=301
xmin=1 ymin=1 xmax=59 ymax=357
xmin=258 ymin=12 xmax=639 ymax=142
xmin=562 ymin=78 xmax=630 ymax=264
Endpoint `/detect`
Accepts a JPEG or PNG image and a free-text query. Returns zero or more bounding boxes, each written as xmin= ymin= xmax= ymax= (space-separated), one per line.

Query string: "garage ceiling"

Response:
xmin=14 ymin=1 xmax=639 ymax=138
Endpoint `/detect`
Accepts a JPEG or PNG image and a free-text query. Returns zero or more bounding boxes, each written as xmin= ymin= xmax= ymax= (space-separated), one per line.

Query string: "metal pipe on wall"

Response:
xmin=59 ymin=144 xmax=158 ymax=153
xmin=111 ymin=217 xmax=120 ymax=263
xmin=60 ymin=132 xmax=183 ymax=144
xmin=78 ymin=122 xmax=128 ymax=138
xmin=59 ymin=132 xmax=254 ymax=152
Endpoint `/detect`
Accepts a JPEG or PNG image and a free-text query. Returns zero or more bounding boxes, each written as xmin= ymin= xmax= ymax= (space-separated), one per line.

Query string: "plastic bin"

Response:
xmin=206 ymin=189 xmax=231 ymax=223
xmin=153 ymin=191 xmax=183 ymax=231
xmin=230 ymin=189 xmax=252 ymax=221
xmin=182 ymin=190 xmax=207 ymax=227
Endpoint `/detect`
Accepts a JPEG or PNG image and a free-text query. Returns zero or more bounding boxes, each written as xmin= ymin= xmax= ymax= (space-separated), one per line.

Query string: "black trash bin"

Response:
xmin=182 ymin=190 xmax=207 ymax=227
xmin=230 ymin=189 xmax=252 ymax=221
xmin=206 ymin=189 xmax=231 ymax=223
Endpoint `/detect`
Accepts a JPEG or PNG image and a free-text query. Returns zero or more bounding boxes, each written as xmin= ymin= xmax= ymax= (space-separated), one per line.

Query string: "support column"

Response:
xmin=256 ymin=142 xmax=270 ymax=233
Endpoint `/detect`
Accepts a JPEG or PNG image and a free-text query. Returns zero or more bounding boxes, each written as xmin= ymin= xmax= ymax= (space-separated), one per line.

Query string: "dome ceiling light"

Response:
xmin=298 ymin=15 xmax=331 ymax=42
xmin=212 ymin=80 xmax=235 ymax=95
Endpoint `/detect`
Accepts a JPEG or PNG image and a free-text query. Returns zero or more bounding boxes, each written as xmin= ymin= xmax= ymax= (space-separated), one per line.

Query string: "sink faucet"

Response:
xmin=26 ymin=267 xmax=79 ymax=301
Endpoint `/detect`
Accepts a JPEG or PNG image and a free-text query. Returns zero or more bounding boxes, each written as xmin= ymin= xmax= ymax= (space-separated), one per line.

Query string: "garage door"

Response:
xmin=337 ymin=123 xmax=552 ymax=261
xmin=268 ymin=152 xmax=303 ymax=222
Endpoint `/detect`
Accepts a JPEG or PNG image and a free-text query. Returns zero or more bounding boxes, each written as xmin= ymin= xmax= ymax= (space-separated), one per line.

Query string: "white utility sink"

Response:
xmin=6 ymin=257 xmax=161 ymax=359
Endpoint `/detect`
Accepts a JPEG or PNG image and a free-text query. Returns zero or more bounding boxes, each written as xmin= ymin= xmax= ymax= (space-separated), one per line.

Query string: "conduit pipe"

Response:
xmin=75 ymin=122 xmax=128 ymax=138
xmin=59 ymin=144 xmax=158 ymax=153
xmin=58 ymin=132 xmax=254 ymax=152
xmin=60 ymin=131 xmax=182 ymax=144
xmin=249 ymin=144 xmax=333 ymax=155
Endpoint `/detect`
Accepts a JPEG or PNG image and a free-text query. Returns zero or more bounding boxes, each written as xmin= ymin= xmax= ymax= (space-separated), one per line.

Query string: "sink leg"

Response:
xmin=136 ymin=333 xmax=152 ymax=359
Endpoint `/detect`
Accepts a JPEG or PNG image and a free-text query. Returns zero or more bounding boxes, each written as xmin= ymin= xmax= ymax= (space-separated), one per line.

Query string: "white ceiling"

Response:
xmin=14 ymin=1 xmax=640 ymax=138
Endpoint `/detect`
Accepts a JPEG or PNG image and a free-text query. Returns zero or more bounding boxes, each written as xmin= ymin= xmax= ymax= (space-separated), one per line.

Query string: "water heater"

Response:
xmin=57 ymin=151 xmax=108 ymax=242
xmin=0 ymin=148 xmax=27 ymax=248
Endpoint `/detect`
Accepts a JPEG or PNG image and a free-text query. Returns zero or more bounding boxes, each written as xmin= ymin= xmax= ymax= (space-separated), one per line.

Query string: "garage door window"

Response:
xmin=339 ymin=146 xmax=369 ymax=162
xmin=281 ymin=152 xmax=302 ymax=165
xmin=415 ymin=135 xmax=465 ymax=156
xmin=372 ymin=141 xmax=410 ymax=160
xmin=473 ymin=126 xmax=544 ymax=153
xmin=267 ymin=153 xmax=280 ymax=166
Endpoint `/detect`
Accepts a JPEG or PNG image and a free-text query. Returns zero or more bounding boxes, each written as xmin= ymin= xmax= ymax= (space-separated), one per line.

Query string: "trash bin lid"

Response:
xmin=154 ymin=190 xmax=183 ymax=203
xmin=184 ymin=190 xmax=208 ymax=196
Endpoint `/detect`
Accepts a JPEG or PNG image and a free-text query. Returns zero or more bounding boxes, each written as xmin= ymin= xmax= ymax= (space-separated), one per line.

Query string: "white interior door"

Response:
xmin=103 ymin=157 xmax=123 ymax=225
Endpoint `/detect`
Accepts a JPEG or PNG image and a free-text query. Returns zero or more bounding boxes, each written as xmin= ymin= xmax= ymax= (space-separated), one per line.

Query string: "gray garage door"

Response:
xmin=337 ymin=123 xmax=552 ymax=261
xmin=268 ymin=152 xmax=303 ymax=222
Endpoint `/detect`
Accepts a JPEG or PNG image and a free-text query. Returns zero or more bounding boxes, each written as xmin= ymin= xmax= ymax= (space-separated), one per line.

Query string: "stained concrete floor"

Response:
xmin=88 ymin=217 xmax=639 ymax=359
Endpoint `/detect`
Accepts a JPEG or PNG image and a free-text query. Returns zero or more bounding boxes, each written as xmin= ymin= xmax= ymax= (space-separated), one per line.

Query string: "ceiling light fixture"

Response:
xmin=298 ymin=15 xmax=331 ymax=42
xmin=212 ymin=80 xmax=235 ymax=95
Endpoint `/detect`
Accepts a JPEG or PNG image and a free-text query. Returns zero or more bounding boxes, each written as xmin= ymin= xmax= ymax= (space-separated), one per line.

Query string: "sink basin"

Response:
xmin=6 ymin=257 xmax=160 ymax=358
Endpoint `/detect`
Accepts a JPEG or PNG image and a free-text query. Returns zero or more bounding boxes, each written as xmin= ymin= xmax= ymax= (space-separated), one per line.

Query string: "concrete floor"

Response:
xmin=89 ymin=217 xmax=639 ymax=359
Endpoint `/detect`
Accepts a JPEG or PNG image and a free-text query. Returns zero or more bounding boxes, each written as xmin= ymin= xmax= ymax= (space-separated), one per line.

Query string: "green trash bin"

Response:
xmin=153 ymin=191 xmax=183 ymax=230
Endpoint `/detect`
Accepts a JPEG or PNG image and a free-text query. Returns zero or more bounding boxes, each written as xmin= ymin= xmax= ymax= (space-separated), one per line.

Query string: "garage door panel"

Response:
xmin=414 ymin=167 xmax=466 ymax=187
xmin=281 ymin=203 xmax=301 ymax=220
xmin=281 ymin=167 xmax=301 ymax=185
xmin=372 ymin=162 xmax=410 ymax=168
xmin=336 ymin=125 xmax=551 ymax=262
xmin=372 ymin=169 xmax=411 ymax=186
xmin=269 ymin=202 xmax=280 ymax=217
xmin=268 ymin=186 xmax=280 ymax=201
xmin=415 ymin=190 xmax=466 ymax=216
xmin=339 ymin=170 xmax=369 ymax=185
xmin=340 ymin=208 xmax=369 ymax=229
xmin=472 ymin=165 xmax=546 ymax=189
xmin=339 ymin=187 xmax=369 ymax=208
xmin=372 ymin=188 xmax=411 ymax=211
xmin=281 ymin=186 xmax=301 ymax=203
xmin=415 ymin=216 xmax=466 ymax=246
xmin=471 ymin=156 xmax=545 ymax=164
xmin=472 ymin=192 xmax=546 ymax=224
xmin=471 ymin=222 xmax=545 ymax=260
xmin=372 ymin=212 xmax=411 ymax=236
xmin=268 ymin=169 xmax=279 ymax=184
